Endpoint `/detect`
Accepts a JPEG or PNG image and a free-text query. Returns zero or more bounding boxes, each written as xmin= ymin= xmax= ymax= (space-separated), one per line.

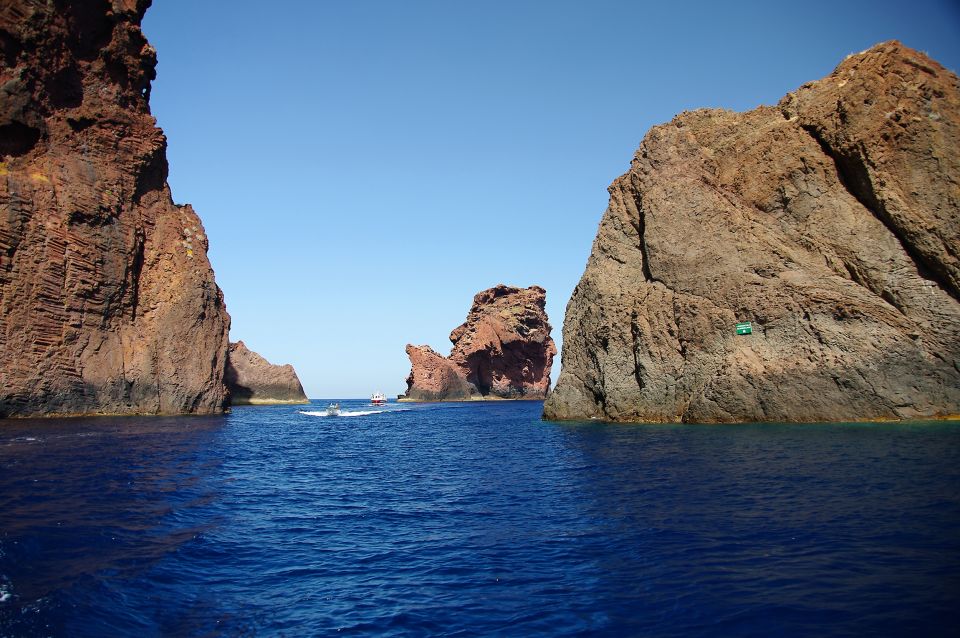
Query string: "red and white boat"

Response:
xmin=371 ymin=392 xmax=387 ymax=406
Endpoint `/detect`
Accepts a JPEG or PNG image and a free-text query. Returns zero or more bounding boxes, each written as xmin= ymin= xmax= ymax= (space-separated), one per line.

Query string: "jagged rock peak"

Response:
xmin=404 ymin=285 xmax=556 ymax=401
xmin=0 ymin=0 xmax=231 ymax=417
xmin=225 ymin=341 xmax=309 ymax=405
xmin=544 ymin=41 xmax=960 ymax=423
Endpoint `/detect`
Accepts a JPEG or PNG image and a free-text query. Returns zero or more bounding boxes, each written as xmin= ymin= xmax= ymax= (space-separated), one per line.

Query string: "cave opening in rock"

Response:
xmin=0 ymin=122 xmax=41 ymax=156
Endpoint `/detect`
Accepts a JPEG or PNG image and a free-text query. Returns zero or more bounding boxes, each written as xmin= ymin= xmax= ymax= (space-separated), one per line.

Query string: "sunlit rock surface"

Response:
xmin=0 ymin=0 xmax=230 ymax=416
xmin=545 ymin=42 xmax=960 ymax=423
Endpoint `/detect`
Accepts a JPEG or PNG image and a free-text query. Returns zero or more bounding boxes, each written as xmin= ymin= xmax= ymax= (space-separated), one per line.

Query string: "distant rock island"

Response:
xmin=545 ymin=41 xmax=960 ymax=423
xmin=0 ymin=0 xmax=231 ymax=417
xmin=403 ymin=285 xmax=556 ymax=401
xmin=225 ymin=341 xmax=308 ymax=405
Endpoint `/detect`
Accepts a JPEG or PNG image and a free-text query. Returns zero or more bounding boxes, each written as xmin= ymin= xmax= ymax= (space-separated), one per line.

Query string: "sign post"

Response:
xmin=735 ymin=321 xmax=753 ymax=335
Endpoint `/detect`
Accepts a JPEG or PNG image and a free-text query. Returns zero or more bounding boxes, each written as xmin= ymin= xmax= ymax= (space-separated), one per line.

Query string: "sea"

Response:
xmin=1 ymin=400 xmax=958 ymax=637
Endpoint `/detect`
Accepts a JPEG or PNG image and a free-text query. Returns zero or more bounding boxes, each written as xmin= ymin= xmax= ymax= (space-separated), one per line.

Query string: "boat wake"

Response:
xmin=299 ymin=408 xmax=409 ymax=418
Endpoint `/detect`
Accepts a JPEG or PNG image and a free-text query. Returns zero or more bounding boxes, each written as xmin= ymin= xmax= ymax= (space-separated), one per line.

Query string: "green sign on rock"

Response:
xmin=735 ymin=321 xmax=752 ymax=335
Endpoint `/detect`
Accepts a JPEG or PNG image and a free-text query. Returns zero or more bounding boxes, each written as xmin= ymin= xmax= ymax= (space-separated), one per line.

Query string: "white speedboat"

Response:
xmin=326 ymin=402 xmax=341 ymax=416
xmin=371 ymin=392 xmax=387 ymax=406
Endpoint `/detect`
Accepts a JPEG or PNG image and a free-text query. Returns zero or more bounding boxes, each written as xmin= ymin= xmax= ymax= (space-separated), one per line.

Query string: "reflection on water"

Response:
xmin=1 ymin=405 xmax=959 ymax=636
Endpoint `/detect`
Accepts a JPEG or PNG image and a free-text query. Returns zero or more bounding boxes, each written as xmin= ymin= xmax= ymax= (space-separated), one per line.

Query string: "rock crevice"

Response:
xmin=799 ymin=121 xmax=959 ymax=303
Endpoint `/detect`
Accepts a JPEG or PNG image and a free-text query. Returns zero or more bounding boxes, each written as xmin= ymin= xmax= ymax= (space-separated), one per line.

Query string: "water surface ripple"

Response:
xmin=1 ymin=402 xmax=958 ymax=636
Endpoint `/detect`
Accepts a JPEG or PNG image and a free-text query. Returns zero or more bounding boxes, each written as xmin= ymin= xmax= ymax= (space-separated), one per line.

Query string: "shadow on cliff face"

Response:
xmin=546 ymin=346 xmax=960 ymax=424
xmin=0 ymin=380 xmax=225 ymax=419
xmin=465 ymin=340 xmax=553 ymax=399
xmin=0 ymin=122 xmax=42 ymax=156
xmin=222 ymin=363 xmax=252 ymax=404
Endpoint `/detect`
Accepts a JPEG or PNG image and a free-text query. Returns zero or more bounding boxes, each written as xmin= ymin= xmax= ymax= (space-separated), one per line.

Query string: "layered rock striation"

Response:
xmin=225 ymin=341 xmax=308 ymax=405
xmin=404 ymin=285 xmax=556 ymax=401
xmin=545 ymin=42 xmax=960 ymax=423
xmin=0 ymin=0 xmax=230 ymax=416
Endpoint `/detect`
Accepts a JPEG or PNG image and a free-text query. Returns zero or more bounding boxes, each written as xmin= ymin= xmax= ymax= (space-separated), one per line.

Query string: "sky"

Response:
xmin=140 ymin=0 xmax=960 ymax=399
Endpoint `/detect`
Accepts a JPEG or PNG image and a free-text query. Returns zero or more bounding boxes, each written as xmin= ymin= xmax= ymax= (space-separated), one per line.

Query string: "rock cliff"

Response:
xmin=404 ymin=285 xmax=556 ymax=401
xmin=544 ymin=41 xmax=960 ymax=423
xmin=0 ymin=0 xmax=230 ymax=416
xmin=225 ymin=341 xmax=308 ymax=405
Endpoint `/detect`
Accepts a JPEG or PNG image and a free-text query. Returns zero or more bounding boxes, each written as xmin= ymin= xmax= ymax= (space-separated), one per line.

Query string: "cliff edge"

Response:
xmin=225 ymin=341 xmax=308 ymax=405
xmin=0 ymin=0 xmax=230 ymax=416
xmin=544 ymin=41 xmax=960 ymax=423
xmin=404 ymin=285 xmax=556 ymax=401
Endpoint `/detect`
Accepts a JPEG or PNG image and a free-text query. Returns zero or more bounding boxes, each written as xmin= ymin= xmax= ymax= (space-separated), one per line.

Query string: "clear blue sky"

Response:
xmin=141 ymin=1 xmax=960 ymax=399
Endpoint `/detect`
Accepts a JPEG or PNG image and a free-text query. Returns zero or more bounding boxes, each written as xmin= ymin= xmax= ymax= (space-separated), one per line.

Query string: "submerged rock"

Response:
xmin=0 ymin=1 xmax=230 ymax=416
xmin=545 ymin=41 xmax=960 ymax=423
xmin=403 ymin=285 xmax=556 ymax=401
xmin=225 ymin=342 xmax=308 ymax=405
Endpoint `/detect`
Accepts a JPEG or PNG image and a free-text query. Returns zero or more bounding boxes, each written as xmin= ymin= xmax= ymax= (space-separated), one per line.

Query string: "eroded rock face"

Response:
xmin=545 ymin=41 xmax=960 ymax=423
xmin=404 ymin=344 xmax=475 ymax=401
xmin=0 ymin=0 xmax=230 ymax=417
xmin=404 ymin=285 xmax=556 ymax=401
xmin=225 ymin=341 xmax=308 ymax=405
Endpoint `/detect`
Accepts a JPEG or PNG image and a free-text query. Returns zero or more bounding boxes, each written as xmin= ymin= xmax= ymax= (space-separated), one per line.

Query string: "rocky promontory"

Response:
xmin=225 ymin=341 xmax=308 ymax=405
xmin=0 ymin=0 xmax=230 ymax=416
xmin=545 ymin=41 xmax=960 ymax=423
xmin=403 ymin=285 xmax=556 ymax=401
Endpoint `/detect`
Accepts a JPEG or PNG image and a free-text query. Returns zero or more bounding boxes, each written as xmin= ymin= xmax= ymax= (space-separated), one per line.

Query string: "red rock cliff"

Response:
xmin=404 ymin=285 xmax=556 ymax=401
xmin=225 ymin=341 xmax=308 ymax=405
xmin=0 ymin=0 xmax=230 ymax=416
xmin=544 ymin=42 xmax=960 ymax=423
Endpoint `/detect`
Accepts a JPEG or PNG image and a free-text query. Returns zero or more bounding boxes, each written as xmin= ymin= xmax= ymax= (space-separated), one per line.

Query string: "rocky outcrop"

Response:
xmin=404 ymin=285 xmax=556 ymax=401
xmin=225 ymin=341 xmax=308 ymax=405
xmin=0 ymin=0 xmax=230 ymax=417
xmin=404 ymin=344 xmax=476 ymax=401
xmin=545 ymin=41 xmax=960 ymax=423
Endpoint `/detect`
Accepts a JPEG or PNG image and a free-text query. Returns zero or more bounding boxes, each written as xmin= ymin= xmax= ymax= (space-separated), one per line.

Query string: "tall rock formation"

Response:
xmin=225 ymin=341 xmax=308 ymax=405
xmin=545 ymin=42 xmax=960 ymax=423
xmin=404 ymin=285 xmax=556 ymax=401
xmin=0 ymin=0 xmax=230 ymax=417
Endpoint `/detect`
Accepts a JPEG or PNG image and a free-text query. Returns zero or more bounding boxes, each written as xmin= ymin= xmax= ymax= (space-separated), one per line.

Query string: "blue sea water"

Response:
xmin=1 ymin=400 xmax=958 ymax=637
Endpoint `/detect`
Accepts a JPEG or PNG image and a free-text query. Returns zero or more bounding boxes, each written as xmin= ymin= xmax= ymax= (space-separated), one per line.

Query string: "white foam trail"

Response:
xmin=299 ymin=409 xmax=382 ymax=418
xmin=299 ymin=408 xmax=411 ymax=418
